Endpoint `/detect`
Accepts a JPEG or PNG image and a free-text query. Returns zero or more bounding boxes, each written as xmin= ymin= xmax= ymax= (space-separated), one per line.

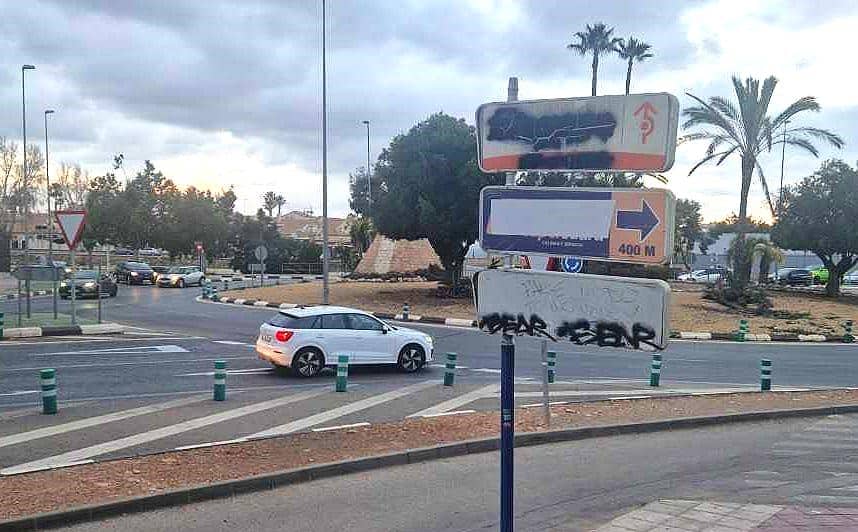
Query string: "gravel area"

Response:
xmin=3 ymin=389 xmax=858 ymax=520
xmin=224 ymin=281 xmax=857 ymax=334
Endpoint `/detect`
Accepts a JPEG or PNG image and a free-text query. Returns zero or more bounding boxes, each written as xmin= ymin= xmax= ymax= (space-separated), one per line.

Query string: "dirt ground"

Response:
xmin=226 ymin=280 xmax=858 ymax=334
xmin=2 ymin=389 xmax=858 ymax=520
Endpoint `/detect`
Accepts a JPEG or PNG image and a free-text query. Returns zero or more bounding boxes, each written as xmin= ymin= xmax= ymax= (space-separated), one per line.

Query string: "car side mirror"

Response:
xmin=381 ymin=327 xmax=389 ymax=334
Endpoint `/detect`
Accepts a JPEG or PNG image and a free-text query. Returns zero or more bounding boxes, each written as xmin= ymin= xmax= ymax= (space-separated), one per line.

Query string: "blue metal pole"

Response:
xmin=500 ymin=333 xmax=514 ymax=532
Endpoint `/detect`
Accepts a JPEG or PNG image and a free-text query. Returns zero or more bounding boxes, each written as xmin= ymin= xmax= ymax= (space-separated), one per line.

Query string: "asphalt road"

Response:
xmin=59 ymin=414 xmax=858 ymax=531
xmin=1 ymin=283 xmax=858 ymax=473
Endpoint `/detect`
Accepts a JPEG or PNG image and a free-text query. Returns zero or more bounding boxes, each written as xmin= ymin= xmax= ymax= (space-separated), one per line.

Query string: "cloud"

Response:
xmin=0 ymin=0 xmax=853 ymax=223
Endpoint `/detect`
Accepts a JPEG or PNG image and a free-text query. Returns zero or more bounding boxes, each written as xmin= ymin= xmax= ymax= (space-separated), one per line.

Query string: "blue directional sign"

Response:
xmin=561 ymin=256 xmax=583 ymax=273
xmin=479 ymin=186 xmax=675 ymax=264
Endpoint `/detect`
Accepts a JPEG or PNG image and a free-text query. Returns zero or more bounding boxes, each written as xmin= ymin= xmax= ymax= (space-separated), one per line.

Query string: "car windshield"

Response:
xmin=72 ymin=270 xmax=98 ymax=280
xmin=266 ymin=313 xmax=320 ymax=329
xmin=126 ymin=262 xmax=152 ymax=271
xmin=167 ymin=267 xmax=186 ymax=274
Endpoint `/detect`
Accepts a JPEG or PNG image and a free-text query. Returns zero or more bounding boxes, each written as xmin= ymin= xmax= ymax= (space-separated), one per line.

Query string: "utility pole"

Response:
xmin=45 ymin=109 xmax=56 ymax=319
xmin=21 ymin=64 xmax=36 ymax=319
xmin=321 ymin=0 xmax=330 ymax=305
xmin=362 ymin=120 xmax=371 ymax=216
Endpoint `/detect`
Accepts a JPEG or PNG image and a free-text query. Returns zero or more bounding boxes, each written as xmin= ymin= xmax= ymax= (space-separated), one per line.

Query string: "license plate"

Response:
xmin=261 ymin=334 xmax=273 ymax=343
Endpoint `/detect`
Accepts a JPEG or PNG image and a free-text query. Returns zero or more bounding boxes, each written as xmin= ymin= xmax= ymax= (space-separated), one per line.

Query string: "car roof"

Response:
xmin=279 ymin=305 xmax=372 ymax=317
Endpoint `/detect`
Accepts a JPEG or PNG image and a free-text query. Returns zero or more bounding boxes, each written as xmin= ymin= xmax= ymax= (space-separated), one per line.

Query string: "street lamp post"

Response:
xmin=321 ymin=0 xmax=329 ymax=305
xmin=45 ymin=109 xmax=57 ymax=319
xmin=362 ymin=120 xmax=371 ymax=216
xmin=21 ymin=64 xmax=35 ymax=319
xmin=778 ymin=120 xmax=790 ymax=217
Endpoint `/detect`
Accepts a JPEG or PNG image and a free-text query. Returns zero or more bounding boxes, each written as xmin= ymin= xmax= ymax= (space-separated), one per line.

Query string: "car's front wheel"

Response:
xmin=291 ymin=348 xmax=325 ymax=378
xmin=397 ymin=344 xmax=426 ymax=373
xmin=198 ymin=276 xmax=205 ymax=287
xmin=177 ymin=278 xmax=185 ymax=288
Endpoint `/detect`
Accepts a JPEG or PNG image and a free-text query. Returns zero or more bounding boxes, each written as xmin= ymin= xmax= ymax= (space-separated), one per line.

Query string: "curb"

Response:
xmin=0 ymin=323 xmax=125 ymax=340
xmin=0 ymin=290 xmax=51 ymax=301
xmin=195 ymin=297 xmax=853 ymax=343
xmin=4 ymin=402 xmax=858 ymax=531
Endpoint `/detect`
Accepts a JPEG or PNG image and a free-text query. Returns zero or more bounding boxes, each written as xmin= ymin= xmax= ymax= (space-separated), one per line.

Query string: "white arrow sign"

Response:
xmin=54 ymin=210 xmax=87 ymax=250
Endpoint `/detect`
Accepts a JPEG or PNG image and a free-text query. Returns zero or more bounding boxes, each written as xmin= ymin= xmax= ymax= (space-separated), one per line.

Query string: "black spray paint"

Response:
xmin=479 ymin=313 xmax=661 ymax=350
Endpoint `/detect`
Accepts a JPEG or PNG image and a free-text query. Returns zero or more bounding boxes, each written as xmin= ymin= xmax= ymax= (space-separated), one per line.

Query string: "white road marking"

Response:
xmin=174 ymin=438 xmax=248 ymax=451
xmin=1 ymin=356 xmax=256 ymax=373
xmin=521 ymin=401 xmax=568 ymax=408
xmin=0 ymin=336 xmax=205 ymax=346
xmin=407 ymin=384 xmax=499 ymax=418
xmin=250 ymin=380 xmax=436 ymax=438
xmin=176 ymin=368 xmax=272 ymax=377
xmin=0 ymin=391 xmax=39 ymax=398
xmin=212 ymin=341 xmax=254 ymax=347
xmin=311 ymin=422 xmax=371 ymax=432
xmin=1 ymin=388 xmax=329 ymax=476
xmin=471 ymin=368 xmax=501 ymax=374
xmin=33 ymin=345 xmax=190 ymax=356
xmin=428 ymin=364 xmax=469 ymax=370
xmin=0 ymin=395 xmax=209 ymax=450
xmin=420 ymin=410 xmax=475 ymax=418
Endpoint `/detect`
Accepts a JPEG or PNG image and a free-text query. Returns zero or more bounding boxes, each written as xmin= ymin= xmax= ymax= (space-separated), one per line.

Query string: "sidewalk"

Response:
xmin=596 ymin=499 xmax=858 ymax=531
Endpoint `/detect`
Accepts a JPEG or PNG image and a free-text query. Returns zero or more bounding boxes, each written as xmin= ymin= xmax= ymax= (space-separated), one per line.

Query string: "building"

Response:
xmin=687 ymin=232 xmax=820 ymax=272
xmin=275 ymin=211 xmax=351 ymax=245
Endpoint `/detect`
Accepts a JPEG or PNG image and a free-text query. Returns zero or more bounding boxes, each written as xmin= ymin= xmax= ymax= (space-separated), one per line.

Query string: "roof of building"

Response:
xmin=354 ymin=234 xmax=442 ymax=274
xmin=275 ymin=211 xmax=350 ymax=244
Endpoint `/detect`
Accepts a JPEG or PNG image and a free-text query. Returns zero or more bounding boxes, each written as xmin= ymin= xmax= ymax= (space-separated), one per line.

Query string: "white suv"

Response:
xmin=256 ymin=306 xmax=434 ymax=377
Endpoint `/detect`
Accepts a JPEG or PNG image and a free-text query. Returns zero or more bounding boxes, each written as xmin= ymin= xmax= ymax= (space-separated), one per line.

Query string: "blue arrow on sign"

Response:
xmin=616 ymin=200 xmax=659 ymax=240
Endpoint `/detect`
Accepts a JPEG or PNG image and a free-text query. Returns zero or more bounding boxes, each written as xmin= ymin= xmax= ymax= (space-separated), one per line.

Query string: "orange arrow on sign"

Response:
xmin=633 ymin=101 xmax=658 ymax=144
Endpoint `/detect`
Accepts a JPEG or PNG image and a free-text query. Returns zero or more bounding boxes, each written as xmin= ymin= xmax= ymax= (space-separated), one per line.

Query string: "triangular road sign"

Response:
xmin=54 ymin=210 xmax=87 ymax=250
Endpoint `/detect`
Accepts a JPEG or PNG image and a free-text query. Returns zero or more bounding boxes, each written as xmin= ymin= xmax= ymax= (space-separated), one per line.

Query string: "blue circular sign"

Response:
xmin=561 ymin=256 xmax=583 ymax=273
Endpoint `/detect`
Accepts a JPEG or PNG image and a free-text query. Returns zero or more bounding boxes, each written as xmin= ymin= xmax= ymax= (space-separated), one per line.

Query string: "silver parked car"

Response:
xmin=156 ymin=266 xmax=205 ymax=288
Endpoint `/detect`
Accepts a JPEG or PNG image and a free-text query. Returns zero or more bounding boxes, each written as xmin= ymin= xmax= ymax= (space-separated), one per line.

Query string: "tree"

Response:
xmin=728 ymin=236 xmax=783 ymax=283
xmin=274 ymin=194 xmax=286 ymax=218
xmin=0 ymin=138 xmax=20 ymax=271
xmin=372 ymin=112 xmax=504 ymax=288
xmin=348 ymin=215 xmax=374 ymax=255
xmin=616 ymin=37 xmax=652 ymax=95
xmin=674 ymin=199 xmax=707 ymax=269
xmin=772 ymin=160 xmax=858 ymax=296
xmin=52 ymin=162 xmax=90 ymax=209
xmin=349 ymin=167 xmax=377 ymax=217
xmin=567 ymin=22 xmax=621 ymax=97
xmin=262 ymin=191 xmax=278 ymax=217
xmin=683 ymin=75 xmax=844 ymax=282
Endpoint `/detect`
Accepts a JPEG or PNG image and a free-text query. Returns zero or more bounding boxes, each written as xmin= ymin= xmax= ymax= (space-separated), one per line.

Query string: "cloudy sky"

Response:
xmin=1 ymin=0 xmax=856 ymax=222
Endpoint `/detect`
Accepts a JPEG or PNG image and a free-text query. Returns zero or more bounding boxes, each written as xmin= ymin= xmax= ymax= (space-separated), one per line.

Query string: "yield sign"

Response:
xmin=54 ymin=210 xmax=87 ymax=250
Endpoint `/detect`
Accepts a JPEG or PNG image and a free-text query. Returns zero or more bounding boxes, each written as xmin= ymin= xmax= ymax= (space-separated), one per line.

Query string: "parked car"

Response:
xmin=256 ymin=306 xmax=434 ymax=377
xmin=115 ymin=261 xmax=156 ymax=285
xmin=156 ymin=266 xmax=205 ymax=288
xmin=113 ymin=247 xmax=134 ymax=256
xmin=844 ymin=271 xmax=858 ymax=285
xmin=808 ymin=265 xmax=830 ymax=285
xmin=59 ymin=270 xmax=118 ymax=299
xmin=770 ymin=268 xmax=813 ymax=286
xmin=677 ymin=268 xmax=726 ymax=283
xmin=151 ymin=265 xmax=170 ymax=282
xmin=138 ymin=248 xmax=163 ymax=256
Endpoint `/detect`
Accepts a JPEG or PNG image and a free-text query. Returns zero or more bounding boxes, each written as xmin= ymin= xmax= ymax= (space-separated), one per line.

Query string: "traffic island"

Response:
xmin=4 ymin=388 xmax=858 ymax=528
xmin=0 ymin=322 xmax=125 ymax=340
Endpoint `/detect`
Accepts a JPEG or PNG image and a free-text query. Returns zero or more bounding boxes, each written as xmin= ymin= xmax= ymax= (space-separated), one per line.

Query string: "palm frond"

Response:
xmin=782 ymin=137 xmax=820 ymax=157
xmin=770 ymin=96 xmax=821 ymax=129
xmin=709 ymin=96 xmax=739 ymax=122
xmin=682 ymin=93 xmax=743 ymax=146
xmin=643 ymin=172 xmax=669 ymax=184
xmin=688 ymin=149 xmax=733 ymax=175
xmin=787 ymin=127 xmax=845 ymax=149
xmin=716 ymin=144 xmax=739 ymax=165
xmin=754 ymin=159 xmax=776 ymax=218
xmin=756 ymin=76 xmax=778 ymax=124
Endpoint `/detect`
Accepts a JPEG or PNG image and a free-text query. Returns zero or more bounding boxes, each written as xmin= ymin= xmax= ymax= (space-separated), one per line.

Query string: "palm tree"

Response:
xmin=567 ymin=23 xmax=621 ymax=96
xmin=349 ymin=216 xmax=374 ymax=255
xmin=262 ymin=191 xmax=277 ymax=217
xmin=274 ymin=194 xmax=286 ymax=218
xmin=683 ymin=75 xmax=843 ymax=282
xmin=616 ymin=37 xmax=653 ymax=95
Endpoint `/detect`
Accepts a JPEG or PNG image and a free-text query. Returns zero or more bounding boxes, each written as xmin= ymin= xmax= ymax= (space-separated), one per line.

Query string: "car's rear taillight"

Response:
xmin=275 ymin=330 xmax=294 ymax=342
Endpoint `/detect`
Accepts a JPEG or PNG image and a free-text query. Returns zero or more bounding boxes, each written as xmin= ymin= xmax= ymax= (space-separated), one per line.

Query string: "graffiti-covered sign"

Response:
xmin=475 ymin=269 xmax=670 ymax=350
xmin=480 ymin=186 xmax=675 ymax=264
xmin=476 ymin=93 xmax=679 ymax=172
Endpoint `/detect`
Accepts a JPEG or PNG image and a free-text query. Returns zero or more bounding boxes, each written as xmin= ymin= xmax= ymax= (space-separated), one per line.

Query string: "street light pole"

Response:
xmin=21 ymin=64 xmax=35 ymax=319
xmin=777 ymin=120 xmax=790 ymax=217
xmin=362 ymin=120 xmax=371 ymax=216
xmin=45 ymin=109 xmax=56 ymax=319
xmin=321 ymin=0 xmax=330 ymax=305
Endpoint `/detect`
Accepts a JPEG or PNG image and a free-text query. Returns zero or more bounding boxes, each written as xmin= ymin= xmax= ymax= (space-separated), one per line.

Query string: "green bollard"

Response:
xmin=336 ymin=354 xmax=349 ymax=392
xmin=443 ymin=352 xmax=457 ymax=386
xmin=213 ymin=360 xmax=227 ymax=401
xmin=0 ymin=311 xmax=4 ymax=339
xmin=402 ymin=303 xmax=410 ymax=321
xmin=40 ymin=369 xmax=57 ymax=414
xmin=211 ymin=285 xmax=219 ymax=301
xmin=760 ymin=359 xmax=772 ymax=391
xmin=649 ymin=354 xmax=662 ymax=387
xmin=844 ymin=320 xmax=854 ymax=343
xmin=547 ymin=351 xmax=557 ymax=384
xmin=737 ymin=319 xmax=749 ymax=342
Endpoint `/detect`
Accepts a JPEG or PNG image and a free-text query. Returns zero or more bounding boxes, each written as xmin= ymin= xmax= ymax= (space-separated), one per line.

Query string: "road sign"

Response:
xmin=476 ymin=93 xmax=679 ymax=172
xmin=561 ymin=256 xmax=583 ymax=273
xmin=254 ymin=245 xmax=268 ymax=262
xmin=475 ymin=269 xmax=670 ymax=350
xmin=54 ymin=210 xmax=87 ymax=250
xmin=480 ymin=186 xmax=675 ymax=264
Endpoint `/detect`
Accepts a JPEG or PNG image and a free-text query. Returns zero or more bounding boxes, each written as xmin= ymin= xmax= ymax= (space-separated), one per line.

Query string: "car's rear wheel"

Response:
xmin=198 ymin=276 xmax=205 ymax=287
xmin=291 ymin=348 xmax=325 ymax=378
xmin=397 ymin=344 xmax=425 ymax=373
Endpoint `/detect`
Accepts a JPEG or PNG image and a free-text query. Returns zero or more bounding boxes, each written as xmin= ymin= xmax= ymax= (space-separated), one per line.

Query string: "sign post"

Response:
xmin=55 ymin=210 xmax=87 ymax=326
xmin=475 ymin=92 xmax=678 ymax=532
xmin=254 ymin=245 xmax=268 ymax=287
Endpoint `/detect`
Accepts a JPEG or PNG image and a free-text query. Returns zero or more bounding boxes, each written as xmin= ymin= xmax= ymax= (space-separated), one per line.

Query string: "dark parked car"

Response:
xmin=113 ymin=247 xmax=134 ymax=256
xmin=115 ymin=261 xmax=155 ymax=285
xmin=772 ymin=268 xmax=813 ymax=286
xmin=59 ymin=270 xmax=118 ymax=299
